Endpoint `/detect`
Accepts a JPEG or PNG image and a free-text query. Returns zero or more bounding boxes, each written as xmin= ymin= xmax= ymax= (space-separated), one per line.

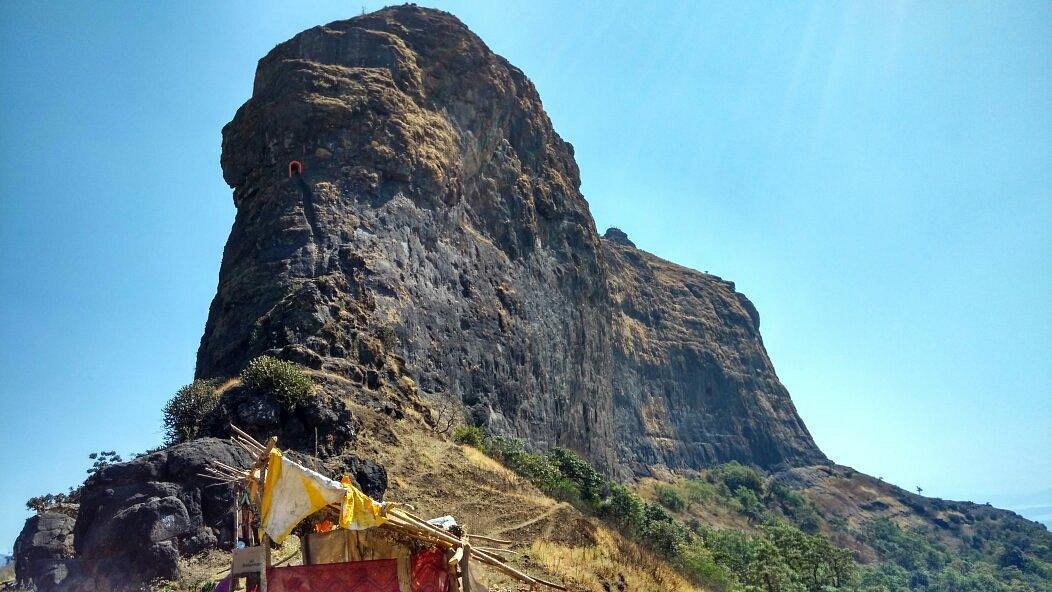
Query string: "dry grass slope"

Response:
xmin=363 ymin=423 xmax=708 ymax=591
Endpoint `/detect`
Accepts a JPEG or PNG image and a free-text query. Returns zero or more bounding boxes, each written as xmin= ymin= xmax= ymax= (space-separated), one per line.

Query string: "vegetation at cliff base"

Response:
xmin=454 ymin=426 xmax=860 ymax=591
xmin=161 ymin=356 xmax=317 ymax=446
xmin=162 ymin=379 xmax=223 ymax=444
xmin=240 ymin=355 xmax=314 ymax=409
xmin=855 ymin=517 xmax=1052 ymax=592
xmin=454 ymin=425 xmax=1052 ymax=592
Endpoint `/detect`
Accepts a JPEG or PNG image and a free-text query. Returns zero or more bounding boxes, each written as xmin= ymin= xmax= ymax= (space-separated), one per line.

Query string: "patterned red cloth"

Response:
xmin=267 ymin=559 xmax=399 ymax=592
xmin=411 ymin=548 xmax=450 ymax=592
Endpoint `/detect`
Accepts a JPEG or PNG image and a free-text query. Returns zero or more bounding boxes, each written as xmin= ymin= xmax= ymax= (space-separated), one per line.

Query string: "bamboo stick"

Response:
xmin=529 ymin=575 xmax=569 ymax=591
xmin=475 ymin=548 xmax=507 ymax=561
xmin=197 ymin=473 xmax=236 ymax=483
xmin=469 ymin=548 xmax=546 ymax=588
xmin=213 ymin=460 xmax=249 ymax=474
xmin=205 ymin=467 xmax=244 ymax=481
xmin=476 ymin=546 xmax=519 ymax=556
xmin=233 ymin=443 xmax=264 ymax=461
xmin=232 ymin=432 xmax=264 ymax=449
xmin=468 ymin=534 xmax=514 ymax=545
xmin=205 ymin=465 xmax=244 ymax=478
xmin=230 ymin=424 xmax=266 ymax=450
xmin=231 ymin=437 xmax=263 ymax=458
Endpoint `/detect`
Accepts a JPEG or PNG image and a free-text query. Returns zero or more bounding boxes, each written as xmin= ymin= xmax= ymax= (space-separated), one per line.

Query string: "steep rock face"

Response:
xmin=604 ymin=240 xmax=822 ymax=472
xmin=196 ymin=4 xmax=823 ymax=474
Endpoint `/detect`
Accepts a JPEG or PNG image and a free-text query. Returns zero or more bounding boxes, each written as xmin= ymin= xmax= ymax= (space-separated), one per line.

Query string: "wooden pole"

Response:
xmin=260 ymin=534 xmax=271 ymax=592
xmin=256 ymin=436 xmax=277 ymax=592
xmin=232 ymin=482 xmax=241 ymax=591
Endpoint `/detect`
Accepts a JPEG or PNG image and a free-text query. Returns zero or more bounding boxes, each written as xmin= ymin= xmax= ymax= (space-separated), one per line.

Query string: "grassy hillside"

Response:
xmin=417 ymin=418 xmax=1050 ymax=592
xmin=115 ymin=363 xmax=1049 ymax=592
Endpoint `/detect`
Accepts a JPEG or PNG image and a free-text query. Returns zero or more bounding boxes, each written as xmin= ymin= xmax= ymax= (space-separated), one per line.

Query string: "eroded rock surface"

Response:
xmin=604 ymin=240 xmax=821 ymax=473
xmin=63 ymin=438 xmax=250 ymax=590
xmin=195 ymin=4 xmax=824 ymax=476
xmin=13 ymin=511 xmax=75 ymax=592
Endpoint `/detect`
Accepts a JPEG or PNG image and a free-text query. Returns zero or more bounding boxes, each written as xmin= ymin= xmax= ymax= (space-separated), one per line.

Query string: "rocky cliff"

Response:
xmin=195 ymin=4 xmax=825 ymax=476
xmin=15 ymin=6 xmax=1052 ymax=591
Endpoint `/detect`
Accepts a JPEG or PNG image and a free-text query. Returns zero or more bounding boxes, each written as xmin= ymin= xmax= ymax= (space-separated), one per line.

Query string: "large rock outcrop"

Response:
xmin=195 ymin=4 xmax=825 ymax=476
xmin=605 ymin=239 xmax=819 ymax=472
xmin=63 ymin=438 xmax=252 ymax=590
xmin=13 ymin=511 xmax=75 ymax=592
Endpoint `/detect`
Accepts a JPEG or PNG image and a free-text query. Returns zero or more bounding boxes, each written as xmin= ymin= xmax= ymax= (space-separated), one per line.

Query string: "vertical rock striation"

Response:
xmin=196 ymin=4 xmax=824 ymax=474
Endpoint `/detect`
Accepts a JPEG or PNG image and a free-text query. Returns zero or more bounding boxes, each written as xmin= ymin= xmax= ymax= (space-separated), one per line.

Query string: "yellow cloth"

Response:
xmin=259 ymin=449 xmax=347 ymax=543
xmin=339 ymin=475 xmax=388 ymax=530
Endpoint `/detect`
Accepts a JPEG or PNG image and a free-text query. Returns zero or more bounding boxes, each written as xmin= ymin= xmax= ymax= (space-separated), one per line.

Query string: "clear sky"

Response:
xmin=1 ymin=1 xmax=1049 ymax=550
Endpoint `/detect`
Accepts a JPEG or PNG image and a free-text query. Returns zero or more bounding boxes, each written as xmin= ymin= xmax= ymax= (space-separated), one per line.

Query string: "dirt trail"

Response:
xmin=491 ymin=501 xmax=570 ymax=539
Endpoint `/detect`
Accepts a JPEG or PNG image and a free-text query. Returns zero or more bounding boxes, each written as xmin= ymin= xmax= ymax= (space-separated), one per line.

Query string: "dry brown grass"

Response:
xmin=152 ymin=407 xmax=707 ymax=591
xmin=530 ymin=527 xmax=704 ymax=592
xmin=360 ymin=425 xmax=710 ymax=591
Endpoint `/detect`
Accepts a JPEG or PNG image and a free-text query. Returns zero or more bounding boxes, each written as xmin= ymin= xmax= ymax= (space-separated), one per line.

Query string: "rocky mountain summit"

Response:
xmin=13 ymin=5 xmax=1048 ymax=591
xmin=195 ymin=3 xmax=824 ymax=477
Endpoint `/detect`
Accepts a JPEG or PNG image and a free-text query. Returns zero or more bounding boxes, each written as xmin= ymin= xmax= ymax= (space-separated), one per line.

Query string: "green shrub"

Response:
xmin=641 ymin=512 xmax=690 ymax=557
xmin=487 ymin=436 xmax=566 ymax=492
xmin=26 ymin=489 xmax=79 ymax=514
xmin=162 ymin=378 xmax=223 ymax=444
xmin=87 ymin=450 xmax=123 ymax=475
xmin=677 ymin=541 xmax=734 ymax=591
xmin=655 ymin=484 xmax=686 ymax=512
xmin=453 ymin=425 xmax=486 ymax=448
xmin=860 ymin=518 xmax=951 ymax=573
xmin=733 ymin=485 xmax=764 ymax=520
xmin=602 ymin=484 xmax=647 ymax=532
xmin=768 ymin=480 xmax=804 ymax=507
xmin=546 ymin=478 xmax=583 ymax=503
xmin=548 ymin=447 xmax=606 ymax=504
xmin=241 ymin=356 xmax=313 ymax=409
xmin=682 ymin=479 xmax=716 ymax=504
xmin=712 ymin=461 xmax=765 ymax=495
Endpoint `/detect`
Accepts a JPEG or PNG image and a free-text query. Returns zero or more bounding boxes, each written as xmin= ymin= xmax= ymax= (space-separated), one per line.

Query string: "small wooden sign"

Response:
xmin=231 ymin=546 xmax=266 ymax=576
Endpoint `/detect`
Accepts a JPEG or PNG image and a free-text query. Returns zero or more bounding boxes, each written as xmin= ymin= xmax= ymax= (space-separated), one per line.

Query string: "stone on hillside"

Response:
xmin=14 ymin=511 xmax=75 ymax=592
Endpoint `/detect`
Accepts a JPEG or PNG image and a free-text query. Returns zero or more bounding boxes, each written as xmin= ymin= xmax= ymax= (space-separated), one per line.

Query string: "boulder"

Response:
xmin=62 ymin=438 xmax=251 ymax=591
xmin=602 ymin=227 xmax=636 ymax=248
xmin=13 ymin=511 xmax=75 ymax=592
xmin=198 ymin=382 xmax=359 ymax=456
xmin=42 ymin=436 xmax=387 ymax=591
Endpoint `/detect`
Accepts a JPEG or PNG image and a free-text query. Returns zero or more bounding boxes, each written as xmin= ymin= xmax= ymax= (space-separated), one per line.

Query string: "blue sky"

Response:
xmin=1 ymin=1 xmax=1049 ymax=549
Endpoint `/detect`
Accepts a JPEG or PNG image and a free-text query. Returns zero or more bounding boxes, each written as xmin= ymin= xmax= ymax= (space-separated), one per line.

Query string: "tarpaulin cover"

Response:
xmin=260 ymin=450 xmax=347 ymax=543
xmin=339 ymin=475 xmax=389 ymax=530
xmin=259 ymin=449 xmax=388 ymax=543
xmin=411 ymin=548 xmax=450 ymax=592
xmin=267 ymin=560 xmax=399 ymax=592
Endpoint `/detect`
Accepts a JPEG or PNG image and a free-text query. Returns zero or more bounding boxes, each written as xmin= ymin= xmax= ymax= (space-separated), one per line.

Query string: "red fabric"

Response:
xmin=411 ymin=548 xmax=450 ymax=592
xmin=268 ymin=560 xmax=399 ymax=592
